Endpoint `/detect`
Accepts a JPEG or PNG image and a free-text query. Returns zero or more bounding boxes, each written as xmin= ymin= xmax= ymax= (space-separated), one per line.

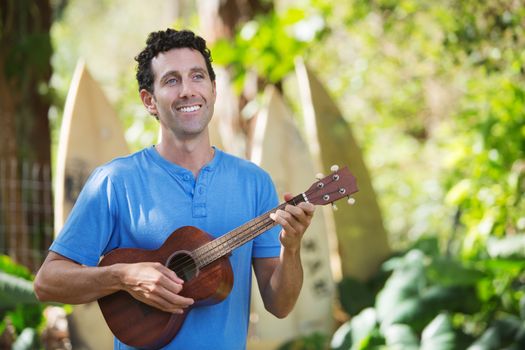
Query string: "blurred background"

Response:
xmin=1 ymin=0 xmax=524 ymax=349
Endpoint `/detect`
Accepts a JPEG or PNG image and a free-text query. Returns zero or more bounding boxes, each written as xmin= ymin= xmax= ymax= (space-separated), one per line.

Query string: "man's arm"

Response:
xmin=253 ymin=195 xmax=315 ymax=318
xmin=34 ymin=251 xmax=194 ymax=314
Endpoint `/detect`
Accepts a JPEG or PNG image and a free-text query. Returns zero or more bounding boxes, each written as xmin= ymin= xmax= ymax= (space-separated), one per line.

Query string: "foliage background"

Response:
xmin=3 ymin=0 xmax=523 ymax=348
xmin=49 ymin=0 xmax=525 ymax=252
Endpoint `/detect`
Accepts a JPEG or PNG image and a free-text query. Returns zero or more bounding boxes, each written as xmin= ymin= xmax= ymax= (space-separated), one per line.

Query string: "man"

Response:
xmin=34 ymin=29 xmax=315 ymax=349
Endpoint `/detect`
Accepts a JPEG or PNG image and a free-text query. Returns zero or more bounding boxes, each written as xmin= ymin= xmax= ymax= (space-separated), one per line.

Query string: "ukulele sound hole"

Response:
xmin=166 ymin=251 xmax=198 ymax=282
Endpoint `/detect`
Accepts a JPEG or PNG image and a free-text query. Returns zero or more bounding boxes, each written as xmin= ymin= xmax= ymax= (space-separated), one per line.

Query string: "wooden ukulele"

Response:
xmin=97 ymin=166 xmax=358 ymax=349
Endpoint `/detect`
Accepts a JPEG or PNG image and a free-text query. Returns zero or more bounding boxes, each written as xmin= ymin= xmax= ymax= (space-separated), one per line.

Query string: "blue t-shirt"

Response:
xmin=50 ymin=146 xmax=281 ymax=350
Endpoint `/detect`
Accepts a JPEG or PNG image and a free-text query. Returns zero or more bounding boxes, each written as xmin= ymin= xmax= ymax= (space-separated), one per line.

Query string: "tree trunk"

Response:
xmin=0 ymin=0 xmax=54 ymax=271
xmin=197 ymin=0 xmax=272 ymax=42
xmin=196 ymin=0 xmax=273 ymax=158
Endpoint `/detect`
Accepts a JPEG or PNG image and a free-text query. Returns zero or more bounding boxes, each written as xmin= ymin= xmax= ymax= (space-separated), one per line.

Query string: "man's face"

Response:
xmin=145 ymin=48 xmax=216 ymax=140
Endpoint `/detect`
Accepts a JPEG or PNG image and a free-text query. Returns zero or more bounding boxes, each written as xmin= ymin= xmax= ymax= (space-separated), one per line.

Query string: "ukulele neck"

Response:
xmin=193 ymin=193 xmax=306 ymax=267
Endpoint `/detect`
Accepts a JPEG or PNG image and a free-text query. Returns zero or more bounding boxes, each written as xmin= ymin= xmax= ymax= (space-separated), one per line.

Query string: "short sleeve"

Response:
xmin=252 ymin=170 xmax=281 ymax=258
xmin=50 ymin=167 xmax=119 ymax=266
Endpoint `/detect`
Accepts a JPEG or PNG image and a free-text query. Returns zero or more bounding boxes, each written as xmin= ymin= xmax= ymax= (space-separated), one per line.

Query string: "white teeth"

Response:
xmin=178 ymin=105 xmax=201 ymax=112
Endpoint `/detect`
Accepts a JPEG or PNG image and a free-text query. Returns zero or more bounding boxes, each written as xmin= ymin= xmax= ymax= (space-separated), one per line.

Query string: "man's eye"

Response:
xmin=166 ymin=78 xmax=178 ymax=85
xmin=193 ymin=74 xmax=204 ymax=80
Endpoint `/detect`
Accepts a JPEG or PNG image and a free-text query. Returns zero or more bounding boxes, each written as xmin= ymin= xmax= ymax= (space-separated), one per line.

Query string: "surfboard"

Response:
xmin=55 ymin=60 xmax=130 ymax=232
xmin=54 ymin=60 xmax=129 ymax=349
xmin=247 ymin=85 xmax=335 ymax=349
xmin=295 ymin=59 xmax=390 ymax=281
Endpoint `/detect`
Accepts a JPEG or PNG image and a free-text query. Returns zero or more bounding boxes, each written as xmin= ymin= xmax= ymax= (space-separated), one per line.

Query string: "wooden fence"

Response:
xmin=0 ymin=158 xmax=54 ymax=272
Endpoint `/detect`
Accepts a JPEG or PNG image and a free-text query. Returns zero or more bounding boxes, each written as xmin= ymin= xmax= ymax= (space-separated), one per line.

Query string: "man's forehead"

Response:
xmin=151 ymin=48 xmax=206 ymax=72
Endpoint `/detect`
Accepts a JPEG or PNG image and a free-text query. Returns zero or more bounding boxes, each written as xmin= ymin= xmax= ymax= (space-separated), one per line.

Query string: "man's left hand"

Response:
xmin=270 ymin=193 xmax=315 ymax=252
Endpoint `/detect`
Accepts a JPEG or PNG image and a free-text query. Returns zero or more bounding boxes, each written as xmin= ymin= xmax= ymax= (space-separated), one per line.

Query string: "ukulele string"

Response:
xmin=167 ymin=214 xmax=278 ymax=274
xmin=166 ymin=186 xmax=341 ymax=275
xmin=197 ymin=181 xmax=343 ymax=263
xmin=166 ymin=197 xmax=290 ymax=273
xmin=166 ymin=180 xmax=343 ymax=275
xmin=165 ymin=213 xmax=277 ymax=273
xmin=200 ymin=181 xmax=334 ymax=259
xmin=166 ymin=187 xmax=338 ymax=275
xmin=166 ymin=205 xmax=282 ymax=273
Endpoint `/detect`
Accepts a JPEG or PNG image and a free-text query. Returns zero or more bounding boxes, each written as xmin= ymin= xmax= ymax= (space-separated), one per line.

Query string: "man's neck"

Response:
xmin=156 ymin=130 xmax=214 ymax=178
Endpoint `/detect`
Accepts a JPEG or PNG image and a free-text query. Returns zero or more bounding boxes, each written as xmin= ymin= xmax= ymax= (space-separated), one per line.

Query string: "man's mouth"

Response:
xmin=176 ymin=104 xmax=202 ymax=113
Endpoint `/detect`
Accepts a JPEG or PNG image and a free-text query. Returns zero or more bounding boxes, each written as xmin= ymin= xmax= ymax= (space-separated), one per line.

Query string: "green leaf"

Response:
xmin=420 ymin=285 xmax=480 ymax=315
xmin=475 ymin=258 xmax=525 ymax=274
xmin=469 ymin=316 xmax=525 ymax=349
xmin=277 ymin=332 xmax=328 ymax=350
xmin=486 ymin=235 xmax=525 ymax=258
xmin=383 ymin=298 xmax=436 ymax=333
xmin=383 ymin=324 xmax=419 ymax=350
xmin=7 ymin=304 xmax=44 ymax=333
xmin=445 ymin=179 xmax=473 ymax=205
xmin=209 ymin=39 xmax=237 ymax=66
xmin=420 ymin=313 xmax=456 ymax=350
xmin=467 ymin=327 xmax=501 ymax=350
xmin=376 ymin=251 xmax=426 ymax=322
xmin=426 ymin=258 xmax=485 ymax=287
xmin=492 ymin=316 xmax=523 ymax=342
xmin=208 ymin=8 xmax=312 ymax=86
xmin=0 ymin=272 xmax=39 ymax=308
xmin=0 ymin=255 xmax=33 ymax=280
xmin=410 ymin=237 xmax=440 ymax=256
xmin=354 ymin=327 xmax=385 ymax=350
xmin=12 ymin=327 xmax=38 ymax=350
xmin=281 ymin=8 xmax=307 ymax=25
xmin=381 ymin=250 xmax=426 ymax=272
xmin=331 ymin=308 xmax=383 ymax=350
xmin=331 ymin=321 xmax=353 ymax=350
xmin=350 ymin=308 xmax=378 ymax=346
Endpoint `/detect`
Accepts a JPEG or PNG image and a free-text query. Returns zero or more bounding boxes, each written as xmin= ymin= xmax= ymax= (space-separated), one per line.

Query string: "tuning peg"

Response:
xmin=347 ymin=197 xmax=356 ymax=205
xmin=315 ymin=173 xmax=324 ymax=180
xmin=330 ymin=164 xmax=339 ymax=172
xmin=332 ymin=203 xmax=338 ymax=211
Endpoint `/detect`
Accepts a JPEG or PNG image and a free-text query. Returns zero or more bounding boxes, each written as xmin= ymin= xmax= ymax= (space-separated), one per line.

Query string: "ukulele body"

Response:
xmin=97 ymin=226 xmax=233 ymax=349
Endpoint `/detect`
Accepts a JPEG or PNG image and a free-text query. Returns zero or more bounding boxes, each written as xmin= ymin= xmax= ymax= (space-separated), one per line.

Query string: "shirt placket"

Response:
xmin=192 ymin=167 xmax=209 ymax=218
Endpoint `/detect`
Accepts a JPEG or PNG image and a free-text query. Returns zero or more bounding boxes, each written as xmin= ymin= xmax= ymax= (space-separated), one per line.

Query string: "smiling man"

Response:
xmin=34 ymin=29 xmax=315 ymax=350
xmin=141 ymin=47 xmax=216 ymax=147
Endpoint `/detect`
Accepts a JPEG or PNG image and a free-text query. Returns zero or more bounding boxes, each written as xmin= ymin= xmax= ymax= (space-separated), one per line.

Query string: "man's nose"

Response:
xmin=179 ymin=79 xmax=195 ymax=97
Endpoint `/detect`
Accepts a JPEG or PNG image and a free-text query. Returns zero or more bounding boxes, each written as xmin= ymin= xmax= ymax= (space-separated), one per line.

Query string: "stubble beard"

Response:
xmin=166 ymin=105 xmax=214 ymax=140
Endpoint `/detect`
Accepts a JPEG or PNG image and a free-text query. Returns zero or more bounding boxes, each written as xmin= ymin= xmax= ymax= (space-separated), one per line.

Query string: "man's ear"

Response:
xmin=140 ymin=89 xmax=158 ymax=117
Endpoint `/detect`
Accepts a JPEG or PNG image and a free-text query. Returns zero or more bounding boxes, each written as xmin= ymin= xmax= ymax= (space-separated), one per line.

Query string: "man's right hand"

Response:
xmin=117 ymin=262 xmax=195 ymax=313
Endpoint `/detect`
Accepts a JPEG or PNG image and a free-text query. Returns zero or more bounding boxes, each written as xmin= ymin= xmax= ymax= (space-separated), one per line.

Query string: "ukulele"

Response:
xmin=97 ymin=166 xmax=358 ymax=349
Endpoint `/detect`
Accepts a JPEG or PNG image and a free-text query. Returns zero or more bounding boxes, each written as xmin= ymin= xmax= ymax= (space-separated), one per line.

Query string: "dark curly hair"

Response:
xmin=135 ymin=28 xmax=216 ymax=93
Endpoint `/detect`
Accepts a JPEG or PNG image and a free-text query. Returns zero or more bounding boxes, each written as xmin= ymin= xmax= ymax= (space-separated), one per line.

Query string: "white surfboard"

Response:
xmin=54 ymin=60 xmax=129 ymax=350
xmin=55 ymin=60 xmax=130 ymax=233
xmin=248 ymin=85 xmax=335 ymax=349
xmin=295 ymin=59 xmax=390 ymax=281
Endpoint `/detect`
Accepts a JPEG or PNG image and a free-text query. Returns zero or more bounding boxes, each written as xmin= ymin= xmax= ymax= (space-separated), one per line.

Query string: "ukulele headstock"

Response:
xmin=306 ymin=165 xmax=358 ymax=207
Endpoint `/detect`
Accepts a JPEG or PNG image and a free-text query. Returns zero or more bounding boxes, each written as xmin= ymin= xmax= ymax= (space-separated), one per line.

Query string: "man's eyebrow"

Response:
xmin=189 ymin=67 xmax=208 ymax=75
xmin=159 ymin=70 xmax=180 ymax=82
xmin=160 ymin=67 xmax=208 ymax=81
